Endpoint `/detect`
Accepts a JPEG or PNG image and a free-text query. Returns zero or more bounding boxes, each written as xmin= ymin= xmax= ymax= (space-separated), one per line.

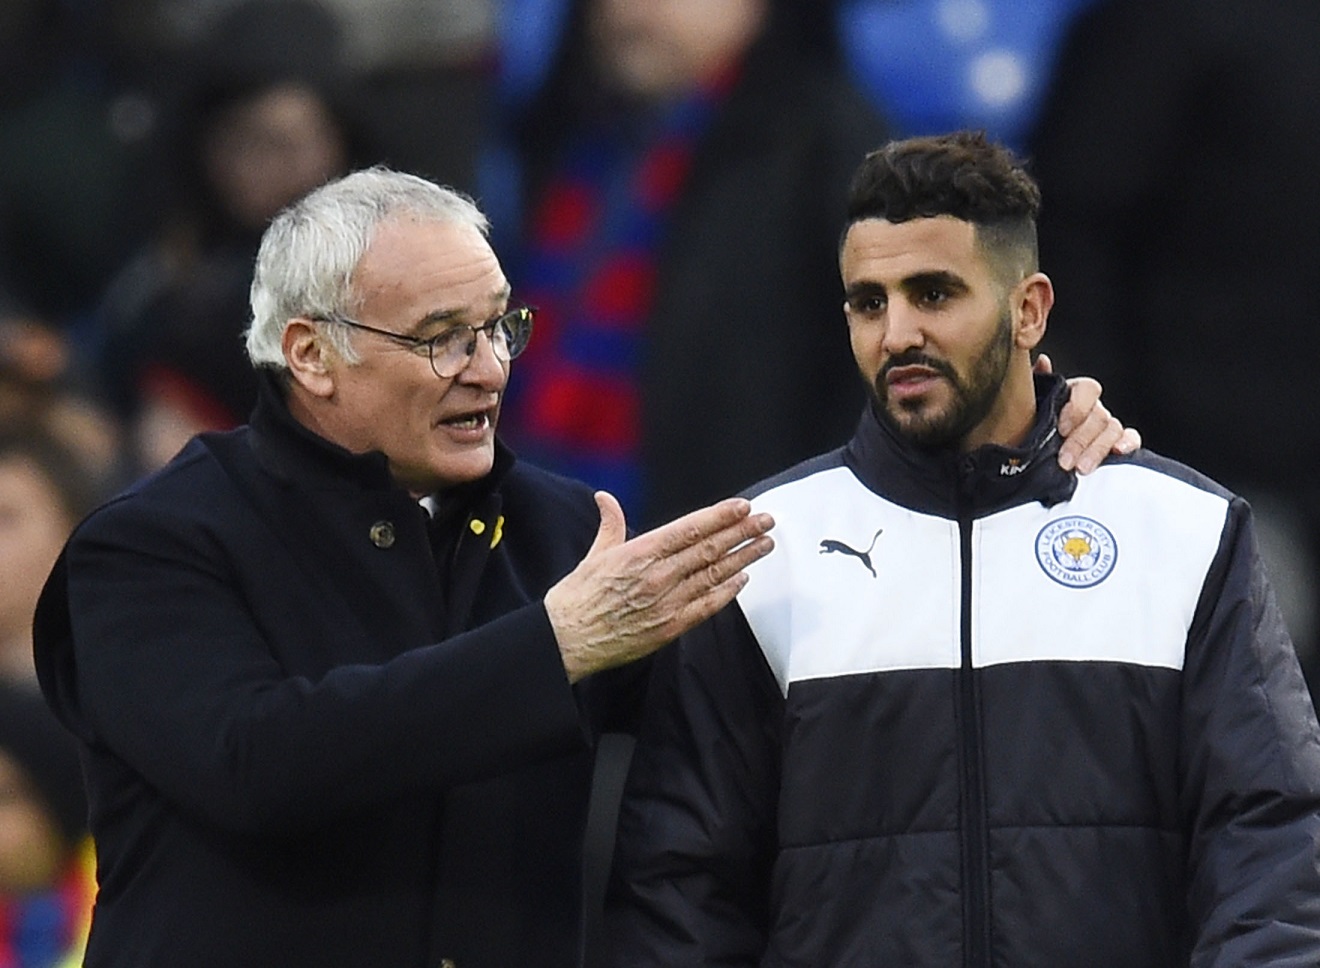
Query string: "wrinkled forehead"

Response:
xmin=351 ymin=217 xmax=509 ymax=321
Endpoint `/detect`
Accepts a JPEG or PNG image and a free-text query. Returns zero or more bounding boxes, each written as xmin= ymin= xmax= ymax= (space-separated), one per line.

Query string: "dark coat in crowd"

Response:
xmin=1029 ymin=0 xmax=1320 ymax=529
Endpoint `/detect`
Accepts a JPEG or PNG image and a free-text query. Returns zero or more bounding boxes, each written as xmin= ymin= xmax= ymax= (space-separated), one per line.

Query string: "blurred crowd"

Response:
xmin=0 ymin=0 xmax=1317 ymax=963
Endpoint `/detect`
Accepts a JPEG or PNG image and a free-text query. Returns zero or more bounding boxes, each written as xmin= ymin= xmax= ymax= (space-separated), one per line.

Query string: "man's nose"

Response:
xmin=457 ymin=328 xmax=508 ymax=388
xmin=882 ymin=304 xmax=925 ymax=354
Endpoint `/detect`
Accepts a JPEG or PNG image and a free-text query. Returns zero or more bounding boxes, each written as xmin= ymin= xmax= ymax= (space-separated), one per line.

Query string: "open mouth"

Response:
xmin=440 ymin=409 xmax=492 ymax=431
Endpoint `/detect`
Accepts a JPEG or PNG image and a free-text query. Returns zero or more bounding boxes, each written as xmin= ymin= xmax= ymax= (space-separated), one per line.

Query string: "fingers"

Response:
xmin=586 ymin=490 xmax=627 ymax=557
xmin=643 ymin=504 xmax=775 ymax=588
xmin=1033 ymin=352 xmax=1054 ymax=375
xmin=692 ymin=531 xmax=776 ymax=594
xmin=665 ymin=570 xmax=756 ymax=641
xmin=630 ymin=531 xmax=773 ymax=652
xmin=631 ymin=521 xmax=773 ymax=646
xmin=1059 ymin=409 xmax=1140 ymax=474
xmin=1057 ymin=402 xmax=1110 ymax=474
xmin=646 ymin=497 xmax=758 ymax=557
xmin=664 ymin=525 xmax=781 ymax=640
xmin=1057 ymin=376 xmax=1142 ymax=474
xmin=1057 ymin=375 xmax=1104 ymax=473
xmin=545 ymin=496 xmax=775 ymax=683
xmin=1057 ymin=376 xmax=1101 ymax=437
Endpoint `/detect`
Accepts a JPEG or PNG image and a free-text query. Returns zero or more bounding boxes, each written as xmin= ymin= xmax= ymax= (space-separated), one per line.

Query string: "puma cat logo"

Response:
xmin=818 ymin=529 xmax=884 ymax=577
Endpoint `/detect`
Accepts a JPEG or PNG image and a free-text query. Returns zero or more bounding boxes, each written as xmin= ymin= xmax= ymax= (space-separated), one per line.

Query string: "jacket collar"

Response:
xmin=246 ymin=368 xmax=515 ymax=509
xmin=844 ymin=372 xmax=1078 ymax=518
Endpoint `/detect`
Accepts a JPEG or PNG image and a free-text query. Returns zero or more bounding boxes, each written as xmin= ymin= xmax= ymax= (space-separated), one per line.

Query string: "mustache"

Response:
xmin=879 ymin=350 xmax=959 ymax=384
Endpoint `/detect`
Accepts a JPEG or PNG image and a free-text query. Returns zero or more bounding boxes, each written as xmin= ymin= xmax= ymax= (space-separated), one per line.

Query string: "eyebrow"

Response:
xmin=408 ymin=284 xmax=514 ymax=335
xmin=899 ymin=270 xmax=969 ymax=296
xmin=844 ymin=281 xmax=887 ymax=303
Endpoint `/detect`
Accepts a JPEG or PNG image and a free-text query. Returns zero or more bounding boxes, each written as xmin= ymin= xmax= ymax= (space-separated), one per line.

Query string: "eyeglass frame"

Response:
xmin=312 ymin=304 xmax=535 ymax=379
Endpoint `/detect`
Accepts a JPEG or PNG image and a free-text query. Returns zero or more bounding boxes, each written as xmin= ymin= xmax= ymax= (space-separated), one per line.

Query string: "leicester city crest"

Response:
xmin=1035 ymin=516 xmax=1117 ymax=588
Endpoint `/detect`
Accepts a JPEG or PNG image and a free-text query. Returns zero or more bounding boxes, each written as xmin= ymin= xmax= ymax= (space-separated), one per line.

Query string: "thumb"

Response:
xmin=586 ymin=490 xmax=627 ymax=557
xmin=1033 ymin=352 xmax=1054 ymax=375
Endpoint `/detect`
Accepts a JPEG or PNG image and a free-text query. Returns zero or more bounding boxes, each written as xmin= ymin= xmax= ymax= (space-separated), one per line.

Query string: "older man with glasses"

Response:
xmin=32 ymin=166 xmax=1130 ymax=968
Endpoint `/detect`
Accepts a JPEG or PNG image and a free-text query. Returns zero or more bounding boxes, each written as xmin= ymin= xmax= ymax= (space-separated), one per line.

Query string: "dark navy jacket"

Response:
xmin=35 ymin=374 xmax=642 ymax=968
xmin=607 ymin=377 xmax=1320 ymax=967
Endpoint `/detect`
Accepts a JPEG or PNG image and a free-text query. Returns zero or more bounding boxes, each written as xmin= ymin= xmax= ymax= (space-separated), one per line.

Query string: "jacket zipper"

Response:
xmin=957 ymin=480 xmax=990 ymax=967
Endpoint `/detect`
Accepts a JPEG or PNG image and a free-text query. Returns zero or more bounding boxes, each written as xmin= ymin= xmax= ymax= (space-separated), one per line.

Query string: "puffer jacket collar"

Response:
xmin=844 ymin=372 xmax=1078 ymax=518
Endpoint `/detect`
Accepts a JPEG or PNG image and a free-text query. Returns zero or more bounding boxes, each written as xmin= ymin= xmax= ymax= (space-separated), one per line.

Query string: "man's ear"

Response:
xmin=282 ymin=318 xmax=336 ymax=398
xmin=1014 ymin=272 xmax=1054 ymax=351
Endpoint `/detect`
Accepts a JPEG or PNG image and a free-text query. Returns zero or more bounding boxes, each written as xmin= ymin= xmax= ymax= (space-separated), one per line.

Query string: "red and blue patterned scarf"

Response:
xmin=499 ymin=69 xmax=736 ymax=521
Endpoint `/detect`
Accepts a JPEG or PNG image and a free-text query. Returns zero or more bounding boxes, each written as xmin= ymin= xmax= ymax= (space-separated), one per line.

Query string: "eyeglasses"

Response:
xmin=317 ymin=304 xmax=534 ymax=379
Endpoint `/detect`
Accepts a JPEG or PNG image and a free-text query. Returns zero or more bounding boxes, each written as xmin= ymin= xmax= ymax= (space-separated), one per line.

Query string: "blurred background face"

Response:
xmin=0 ymin=750 xmax=65 ymax=893
xmin=201 ymin=82 xmax=349 ymax=231
xmin=0 ymin=454 xmax=73 ymax=678
xmin=589 ymin=0 xmax=766 ymax=100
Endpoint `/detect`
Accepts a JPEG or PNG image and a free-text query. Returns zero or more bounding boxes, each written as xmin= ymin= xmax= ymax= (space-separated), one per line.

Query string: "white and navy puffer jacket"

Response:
xmin=607 ymin=377 xmax=1320 ymax=968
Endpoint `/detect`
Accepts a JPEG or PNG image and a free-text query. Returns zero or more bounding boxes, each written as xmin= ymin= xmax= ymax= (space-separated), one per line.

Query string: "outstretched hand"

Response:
xmin=544 ymin=492 xmax=774 ymax=683
xmin=1036 ymin=353 xmax=1141 ymax=474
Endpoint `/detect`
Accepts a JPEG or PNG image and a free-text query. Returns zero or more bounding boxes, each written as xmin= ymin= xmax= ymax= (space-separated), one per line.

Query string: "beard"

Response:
xmin=871 ymin=309 xmax=1014 ymax=450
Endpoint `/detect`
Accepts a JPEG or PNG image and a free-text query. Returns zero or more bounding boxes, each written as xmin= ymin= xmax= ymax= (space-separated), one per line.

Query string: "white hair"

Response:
xmin=244 ymin=167 xmax=491 ymax=370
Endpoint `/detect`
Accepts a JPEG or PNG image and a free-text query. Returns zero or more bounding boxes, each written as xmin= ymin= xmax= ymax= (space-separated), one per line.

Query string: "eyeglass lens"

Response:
xmin=430 ymin=307 xmax=533 ymax=378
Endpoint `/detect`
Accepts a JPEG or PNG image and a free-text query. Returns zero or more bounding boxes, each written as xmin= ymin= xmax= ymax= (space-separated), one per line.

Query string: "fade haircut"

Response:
xmin=244 ymin=167 xmax=490 ymax=371
xmin=843 ymin=130 xmax=1042 ymax=286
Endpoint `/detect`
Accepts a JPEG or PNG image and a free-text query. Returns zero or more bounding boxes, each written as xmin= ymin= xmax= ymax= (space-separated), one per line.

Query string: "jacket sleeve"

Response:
xmin=1182 ymin=497 xmax=1320 ymax=965
xmin=604 ymin=602 xmax=783 ymax=966
xmin=35 ymin=495 xmax=588 ymax=836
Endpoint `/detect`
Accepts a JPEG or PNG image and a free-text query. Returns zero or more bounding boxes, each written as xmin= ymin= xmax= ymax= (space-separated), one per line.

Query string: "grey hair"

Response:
xmin=244 ymin=167 xmax=491 ymax=370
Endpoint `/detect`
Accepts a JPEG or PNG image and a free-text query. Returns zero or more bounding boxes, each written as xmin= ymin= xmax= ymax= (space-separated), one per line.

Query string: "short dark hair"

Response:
xmin=843 ymin=130 xmax=1041 ymax=283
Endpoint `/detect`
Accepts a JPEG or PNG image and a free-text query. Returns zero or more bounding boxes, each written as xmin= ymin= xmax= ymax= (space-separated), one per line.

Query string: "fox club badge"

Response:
xmin=1035 ymin=516 xmax=1117 ymax=588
